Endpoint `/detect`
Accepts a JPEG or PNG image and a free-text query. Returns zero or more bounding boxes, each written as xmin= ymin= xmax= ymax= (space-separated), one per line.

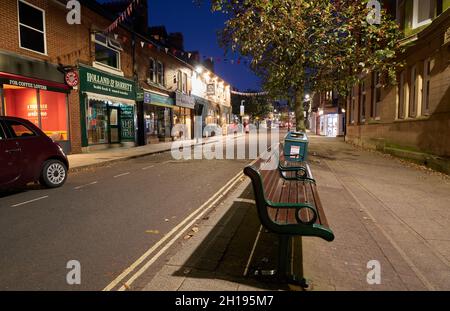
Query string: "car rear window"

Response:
xmin=0 ymin=124 xmax=5 ymax=140
xmin=3 ymin=120 xmax=37 ymax=138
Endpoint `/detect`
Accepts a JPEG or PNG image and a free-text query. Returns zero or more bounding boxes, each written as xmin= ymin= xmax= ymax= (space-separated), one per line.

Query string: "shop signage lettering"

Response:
xmin=27 ymin=104 xmax=48 ymax=118
xmin=79 ymin=65 xmax=136 ymax=100
xmin=120 ymin=105 xmax=135 ymax=140
xmin=8 ymin=79 xmax=47 ymax=90
xmin=176 ymin=92 xmax=195 ymax=109
xmin=86 ymin=73 xmax=133 ymax=92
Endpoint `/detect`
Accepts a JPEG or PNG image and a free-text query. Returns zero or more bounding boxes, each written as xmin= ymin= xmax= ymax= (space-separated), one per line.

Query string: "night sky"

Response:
xmin=147 ymin=1 xmax=260 ymax=91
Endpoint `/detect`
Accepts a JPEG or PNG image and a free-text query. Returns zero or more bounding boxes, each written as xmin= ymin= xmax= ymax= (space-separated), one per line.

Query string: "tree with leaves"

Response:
xmin=210 ymin=0 xmax=402 ymax=131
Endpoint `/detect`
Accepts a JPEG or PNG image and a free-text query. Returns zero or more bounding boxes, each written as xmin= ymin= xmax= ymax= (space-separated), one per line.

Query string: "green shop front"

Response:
xmin=79 ymin=65 xmax=136 ymax=150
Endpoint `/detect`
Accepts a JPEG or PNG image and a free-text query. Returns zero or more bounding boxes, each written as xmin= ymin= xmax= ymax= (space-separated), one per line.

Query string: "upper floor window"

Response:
xmin=149 ymin=58 xmax=156 ymax=83
xmin=156 ymin=61 xmax=164 ymax=85
xmin=182 ymin=72 xmax=188 ymax=94
xmin=412 ymin=0 xmax=435 ymax=29
xmin=18 ymin=0 xmax=46 ymax=54
xmin=94 ymin=33 xmax=122 ymax=70
xmin=177 ymin=71 xmax=182 ymax=91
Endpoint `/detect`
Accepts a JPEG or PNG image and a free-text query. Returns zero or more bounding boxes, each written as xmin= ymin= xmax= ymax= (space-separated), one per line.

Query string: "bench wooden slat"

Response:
xmin=243 ymin=152 xmax=334 ymax=242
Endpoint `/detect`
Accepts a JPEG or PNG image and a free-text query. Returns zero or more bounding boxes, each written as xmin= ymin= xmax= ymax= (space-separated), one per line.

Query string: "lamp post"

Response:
xmin=240 ymin=100 xmax=245 ymax=131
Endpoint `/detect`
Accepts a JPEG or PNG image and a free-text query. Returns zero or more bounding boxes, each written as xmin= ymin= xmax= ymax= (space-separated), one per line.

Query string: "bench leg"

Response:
xmin=277 ymin=235 xmax=289 ymax=277
xmin=253 ymin=235 xmax=309 ymax=289
xmin=290 ymin=237 xmax=309 ymax=289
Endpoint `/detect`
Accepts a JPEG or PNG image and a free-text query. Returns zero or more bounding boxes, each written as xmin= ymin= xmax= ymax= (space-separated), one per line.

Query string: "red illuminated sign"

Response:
xmin=65 ymin=71 xmax=79 ymax=87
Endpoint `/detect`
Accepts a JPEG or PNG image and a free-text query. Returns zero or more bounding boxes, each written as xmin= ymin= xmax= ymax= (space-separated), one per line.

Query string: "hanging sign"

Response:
xmin=65 ymin=70 xmax=79 ymax=87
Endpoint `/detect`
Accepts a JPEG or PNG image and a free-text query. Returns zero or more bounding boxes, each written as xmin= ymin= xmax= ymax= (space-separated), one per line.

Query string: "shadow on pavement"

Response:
xmin=169 ymin=183 xmax=296 ymax=291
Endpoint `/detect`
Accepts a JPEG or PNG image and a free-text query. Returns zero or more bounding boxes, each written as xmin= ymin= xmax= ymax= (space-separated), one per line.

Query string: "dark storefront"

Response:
xmin=0 ymin=51 xmax=71 ymax=152
xmin=142 ymin=90 xmax=174 ymax=144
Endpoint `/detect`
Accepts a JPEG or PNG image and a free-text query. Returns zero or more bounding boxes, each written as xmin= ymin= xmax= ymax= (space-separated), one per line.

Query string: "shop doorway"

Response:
xmin=326 ymin=114 xmax=338 ymax=137
xmin=108 ymin=107 xmax=121 ymax=144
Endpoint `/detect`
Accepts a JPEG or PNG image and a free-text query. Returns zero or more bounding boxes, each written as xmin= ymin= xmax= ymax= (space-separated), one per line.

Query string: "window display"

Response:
xmin=2 ymin=85 xmax=68 ymax=142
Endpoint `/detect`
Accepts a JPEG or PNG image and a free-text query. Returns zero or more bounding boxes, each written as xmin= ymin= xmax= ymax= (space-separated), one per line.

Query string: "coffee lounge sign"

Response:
xmin=79 ymin=65 xmax=135 ymax=100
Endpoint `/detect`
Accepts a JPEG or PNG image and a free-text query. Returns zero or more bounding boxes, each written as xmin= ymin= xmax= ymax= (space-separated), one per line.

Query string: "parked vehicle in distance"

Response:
xmin=0 ymin=116 xmax=69 ymax=190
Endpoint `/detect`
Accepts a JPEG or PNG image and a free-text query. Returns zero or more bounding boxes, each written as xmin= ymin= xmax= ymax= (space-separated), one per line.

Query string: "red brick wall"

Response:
xmin=0 ymin=0 xmax=136 ymax=153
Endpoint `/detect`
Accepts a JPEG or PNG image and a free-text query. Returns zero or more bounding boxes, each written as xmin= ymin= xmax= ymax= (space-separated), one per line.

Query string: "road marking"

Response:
xmin=113 ymin=172 xmax=130 ymax=178
xmin=243 ymin=225 xmax=263 ymax=276
xmin=74 ymin=181 xmax=98 ymax=190
xmin=103 ymin=150 xmax=269 ymax=291
xmin=11 ymin=196 xmax=49 ymax=207
xmin=103 ymin=168 xmax=249 ymax=291
xmin=142 ymin=165 xmax=154 ymax=170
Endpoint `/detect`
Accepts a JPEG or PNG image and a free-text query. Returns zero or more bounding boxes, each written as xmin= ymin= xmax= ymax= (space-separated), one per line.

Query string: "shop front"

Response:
xmin=79 ymin=65 xmax=136 ymax=150
xmin=0 ymin=52 xmax=71 ymax=153
xmin=142 ymin=90 xmax=174 ymax=144
xmin=174 ymin=92 xmax=195 ymax=140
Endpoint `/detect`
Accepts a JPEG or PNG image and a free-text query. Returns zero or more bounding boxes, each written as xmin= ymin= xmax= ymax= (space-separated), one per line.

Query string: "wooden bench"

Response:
xmin=243 ymin=151 xmax=334 ymax=287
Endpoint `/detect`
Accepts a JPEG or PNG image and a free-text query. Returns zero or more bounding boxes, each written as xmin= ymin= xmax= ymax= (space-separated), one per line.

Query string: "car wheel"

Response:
xmin=40 ymin=160 xmax=68 ymax=188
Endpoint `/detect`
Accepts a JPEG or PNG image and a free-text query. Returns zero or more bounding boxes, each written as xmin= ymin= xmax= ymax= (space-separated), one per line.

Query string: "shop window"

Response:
xmin=39 ymin=90 xmax=68 ymax=140
xmin=4 ymin=87 xmax=39 ymax=126
xmin=3 ymin=120 xmax=36 ymax=138
xmin=18 ymin=0 xmax=46 ymax=54
xmin=412 ymin=0 xmax=436 ymax=29
xmin=87 ymin=99 xmax=108 ymax=145
xmin=398 ymin=71 xmax=406 ymax=119
xmin=2 ymin=86 xmax=68 ymax=141
xmin=409 ymin=66 xmax=417 ymax=117
xmin=94 ymin=33 xmax=122 ymax=70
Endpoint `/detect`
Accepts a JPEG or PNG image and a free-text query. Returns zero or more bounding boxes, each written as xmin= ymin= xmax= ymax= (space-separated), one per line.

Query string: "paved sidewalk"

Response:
xmin=142 ymin=134 xmax=450 ymax=291
xmin=68 ymin=135 xmax=227 ymax=171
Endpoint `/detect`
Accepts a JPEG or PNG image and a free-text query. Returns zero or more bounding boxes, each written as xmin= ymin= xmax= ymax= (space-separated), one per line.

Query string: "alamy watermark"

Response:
xmin=367 ymin=0 xmax=382 ymax=25
xmin=66 ymin=0 xmax=81 ymax=25
xmin=170 ymin=117 xmax=280 ymax=169
xmin=367 ymin=260 xmax=381 ymax=285
xmin=66 ymin=260 xmax=81 ymax=285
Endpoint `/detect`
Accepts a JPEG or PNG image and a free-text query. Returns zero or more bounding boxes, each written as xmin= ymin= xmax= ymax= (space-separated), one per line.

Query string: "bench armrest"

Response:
xmin=267 ymin=201 xmax=318 ymax=225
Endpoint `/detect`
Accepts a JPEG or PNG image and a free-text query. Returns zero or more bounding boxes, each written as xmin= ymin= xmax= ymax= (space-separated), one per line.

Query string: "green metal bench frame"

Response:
xmin=243 ymin=156 xmax=334 ymax=288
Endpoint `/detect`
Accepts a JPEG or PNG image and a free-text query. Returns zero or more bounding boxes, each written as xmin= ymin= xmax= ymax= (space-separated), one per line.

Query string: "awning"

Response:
xmin=83 ymin=91 xmax=136 ymax=105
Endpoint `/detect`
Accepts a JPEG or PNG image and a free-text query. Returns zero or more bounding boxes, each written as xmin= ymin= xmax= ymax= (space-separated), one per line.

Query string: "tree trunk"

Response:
xmin=294 ymin=88 xmax=306 ymax=132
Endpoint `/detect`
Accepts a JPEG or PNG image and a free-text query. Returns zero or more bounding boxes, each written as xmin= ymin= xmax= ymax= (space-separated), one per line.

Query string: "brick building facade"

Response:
xmin=346 ymin=1 xmax=450 ymax=173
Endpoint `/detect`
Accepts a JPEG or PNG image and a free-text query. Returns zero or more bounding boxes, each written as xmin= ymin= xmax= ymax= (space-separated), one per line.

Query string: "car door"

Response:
xmin=0 ymin=121 xmax=22 ymax=186
xmin=2 ymin=119 xmax=43 ymax=182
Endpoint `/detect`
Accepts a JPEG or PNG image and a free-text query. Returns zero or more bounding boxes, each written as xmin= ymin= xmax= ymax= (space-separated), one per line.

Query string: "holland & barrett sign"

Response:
xmin=79 ymin=65 xmax=135 ymax=100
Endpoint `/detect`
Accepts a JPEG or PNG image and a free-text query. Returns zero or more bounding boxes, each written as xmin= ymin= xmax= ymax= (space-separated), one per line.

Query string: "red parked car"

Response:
xmin=0 ymin=116 xmax=69 ymax=190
